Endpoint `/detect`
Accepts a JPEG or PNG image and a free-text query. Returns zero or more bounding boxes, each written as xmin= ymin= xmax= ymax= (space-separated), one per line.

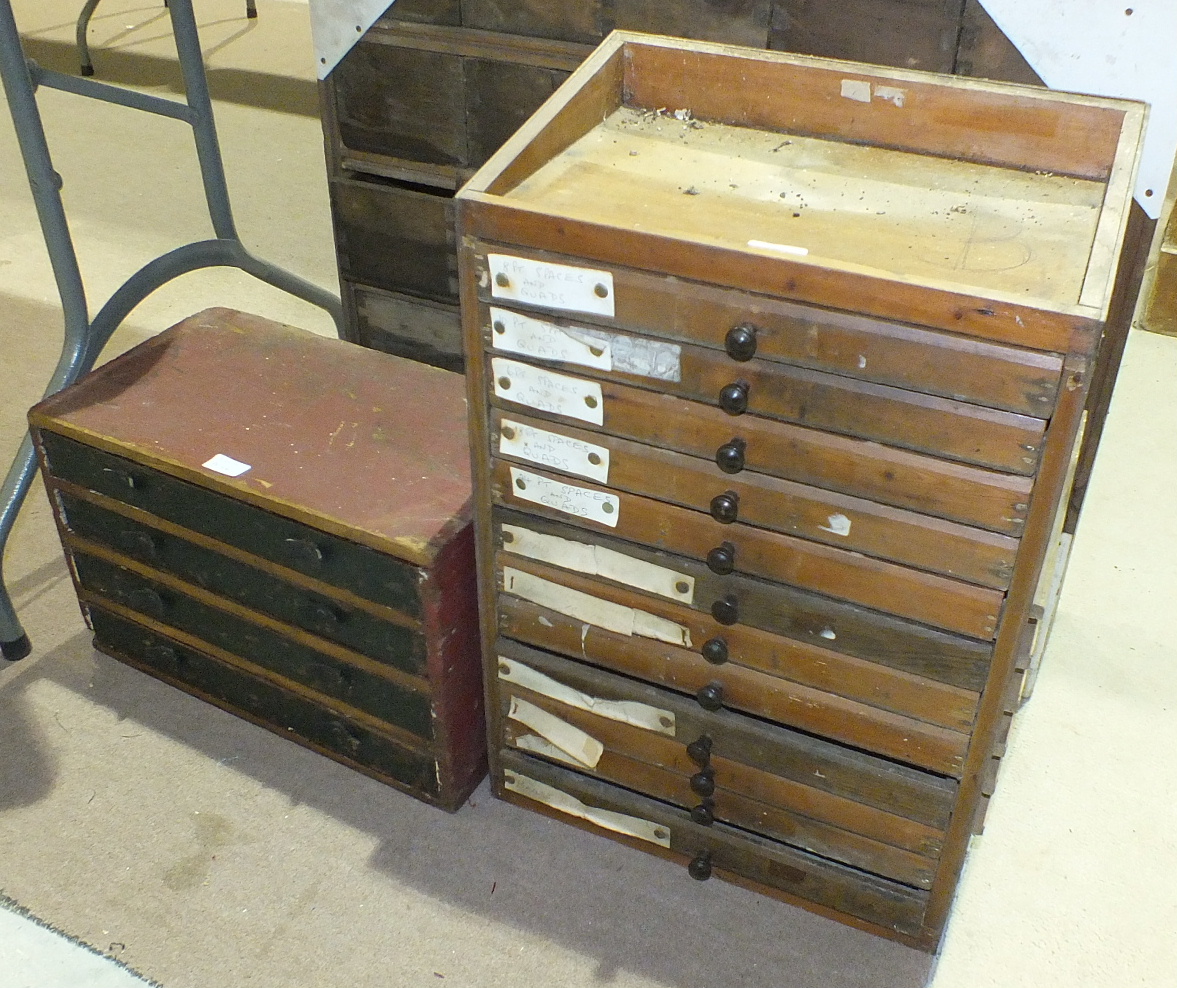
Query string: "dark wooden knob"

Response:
xmin=688 ymin=852 xmax=713 ymax=881
xmin=706 ymin=542 xmax=735 ymax=575
xmin=709 ymin=491 xmax=739 ymax=524
xmin=725 ymin=323 xmax=758 ymax=361
xmin=690 ymin=769 xmax=716 ymax=798
xmin=715 ymin=438 xmax=746 ymax=474
xmin=143 ymin=642 xmax=181 ymax=673
xmin=696 ymin=681 xmax=724 ymax=711
xmin=284 ymin=537 xmax=324 ymax=570
xmin=128 ymin=587 xmax=165 ymax=619
xmin=686 ymin=735 xmax=713 ymax=767
xmin=691 ymin=803 xmax=715 ymax=826
xmin=326 ymin=718 xmax=362 ymax=754
xmin=116 ymin=529 xmax=157 ymax=560
xmin=701 ymin=637 xmax=729 ymax=665
xmin=101 ymin=466 xmax=142 ymax=490
xmin=306 ymin=602 xmax=342 ymax=631
xmin=718 ymin=380 xmax=749 ymax=415
xmin=711 ymin=595 xmax=739 ymax=626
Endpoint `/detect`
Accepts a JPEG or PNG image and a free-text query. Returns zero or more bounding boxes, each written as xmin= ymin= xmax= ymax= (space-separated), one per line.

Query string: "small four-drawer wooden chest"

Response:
xmin=30 ymin=308 xmax=485 ymax=810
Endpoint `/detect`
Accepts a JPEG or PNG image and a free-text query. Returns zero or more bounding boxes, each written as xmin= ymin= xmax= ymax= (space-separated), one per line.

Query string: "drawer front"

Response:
xmin=89 ymin=606 xmax=439 ymax=797
xmin=495 ymin=508 xmax=993 ymax=695
xmin=490 ymin=407 xmax=1018 ymax=588
xmin=332 ymin=177 xmax=458 ymax=302
xmin=497 ymin=640 xmax=956 ymax=828
xmin=490 ymin=457 xmax=1003 ymax=639
xmin=72 ymin=550 xmax=434 ymax=740
xmin=500 ymin=750 xmax=929 ymax=936
xmin=40 ymin=432 xmax=421 ymax=615
xmin=460 ymin=0 xmax=771 ymax=48
xmin=348 ymin=283 xmax=464 ymax=372
xmin=464 ymin=58 xmax=571 ymax=167
xmin=58 ymin=492 xmax=426 ymax=675
xmin=472 ymin=247 xmax=1064 ymax=416
xmin=484 ymin=355 xmax=1032 ymax=535
xmin=384 ymin=0 xmax=461 ymax=24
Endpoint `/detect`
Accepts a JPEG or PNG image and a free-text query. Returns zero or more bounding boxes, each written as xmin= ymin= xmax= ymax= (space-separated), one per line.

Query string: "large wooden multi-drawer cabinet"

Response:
xmin=457 ymin=33 xmax=1146 ymax=947
xmin=29 ymin=309 xmax=486 ymax=810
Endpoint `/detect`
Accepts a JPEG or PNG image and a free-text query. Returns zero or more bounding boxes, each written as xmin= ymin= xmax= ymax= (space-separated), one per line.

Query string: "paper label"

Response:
xmin=202 ymin=453 xmax=251 ymax=477
xmin=508 ymin=467 xmax=619 ymax=528
xmin=501 ymin=568 xmax=691 ymax=648
xmin=499 ymin=419 xmax=610 ymax=484
xmin=488 ymin=254 xmax=615 ymax=318
xmin=507 ymin=696 xmax=604 ymax=768
xmin=504 ymin=770 xmax=670 ymax=847
xmin=491 ymin=358 xmax=604 ymax=426
xmin=489 ymin=307 xmax=612 ymax=370
xmin=512 ymin=733 xmax=583 ymax=767
xmin=501 ymin=524 xmax=693 ymax=604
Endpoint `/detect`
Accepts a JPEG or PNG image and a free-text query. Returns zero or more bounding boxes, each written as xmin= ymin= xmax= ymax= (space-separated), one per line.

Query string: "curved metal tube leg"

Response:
xmin=76 ymin=0 xmax=101 ymax=76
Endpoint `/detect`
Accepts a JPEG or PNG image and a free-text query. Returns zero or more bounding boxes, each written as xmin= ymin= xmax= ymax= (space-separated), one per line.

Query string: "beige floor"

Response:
xmin=2 ymin=3 xmax=1176 ymax=986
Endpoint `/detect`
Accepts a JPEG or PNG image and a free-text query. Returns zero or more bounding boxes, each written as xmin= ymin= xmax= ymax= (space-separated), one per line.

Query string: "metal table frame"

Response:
xmin=0 ymin=0 xmax=343 ymax=660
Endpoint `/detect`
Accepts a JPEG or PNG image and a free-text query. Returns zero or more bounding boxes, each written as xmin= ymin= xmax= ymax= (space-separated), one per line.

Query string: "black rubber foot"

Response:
xmin=2 ymin=633 xmax=32 ymax=661
xmin=246 ymin=9 xmax=258 ymax=17
xmin=80 ymin=64 xmax=94 ymax=77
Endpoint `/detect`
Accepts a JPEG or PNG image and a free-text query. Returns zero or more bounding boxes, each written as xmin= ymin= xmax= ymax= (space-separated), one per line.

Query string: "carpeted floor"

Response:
xmin=2 ymin=3 xmax=1176 ymax=987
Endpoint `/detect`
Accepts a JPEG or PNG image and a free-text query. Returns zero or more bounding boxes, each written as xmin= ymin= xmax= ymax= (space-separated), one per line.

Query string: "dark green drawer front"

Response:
xmin=60 ymin=493 xmax=426 ymax=676
xmin=89 ymin=606 xmax=439 ymax=797
xmin=73 ymin=551 xmax=433 ymax=740
xmin=41 ymin=431 xmax=421 ymax=617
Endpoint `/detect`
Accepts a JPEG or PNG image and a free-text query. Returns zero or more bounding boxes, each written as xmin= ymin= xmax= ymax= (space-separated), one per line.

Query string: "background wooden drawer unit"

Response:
xmin=30 ymin=309 xmax=486 ymax=811
xmin=457 ymin=34 xmax=1146 ymax=947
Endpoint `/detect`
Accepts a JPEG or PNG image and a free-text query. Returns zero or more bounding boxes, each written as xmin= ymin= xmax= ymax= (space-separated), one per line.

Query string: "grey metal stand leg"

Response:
xmin=76 ymin=0 xmax=101 ymax=76
xmin=0 ymin=0 xmax=341 ymax=659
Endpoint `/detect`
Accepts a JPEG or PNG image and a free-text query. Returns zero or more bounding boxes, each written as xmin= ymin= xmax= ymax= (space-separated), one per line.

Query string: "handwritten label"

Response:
xmin=488 ymin=254 xmax=615 ymax=318
xmin=489 ymin=307 xmax=612 ymax=370
xmin=491 ymin=358 xmax=604 ymax=426
xmin=499 ymin=419 xmax=610 ymax=484
xmin=508 ymin=467 xmax=619 ymax=527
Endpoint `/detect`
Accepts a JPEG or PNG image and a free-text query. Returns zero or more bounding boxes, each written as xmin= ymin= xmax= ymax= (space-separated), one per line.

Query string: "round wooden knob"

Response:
xmin=101 ymin=466 xmax=142 ymax=491
xmin=117 ymin=529 xmax=157 ymax=560
xmin=688 ymin=852 xmax=713 ymax=881
xmin=701 ymin=637 xmax=729 ymax=665
xmin=306 ymin=602 xmax=342 ymax=631
xmin=709 ymin=491 xmax=739 ymax=524
xmin=725 ymin=323 xmax=758 ymax=361
xmin=719 ymin=381 xmax=749 ymax=415
xmin=128 ymin=587 xmax=165 ymax=619
xmin=711 ymin=595 xmax=739 ymax=626
xmin=686 ymin=735 xmax=713 ymax=766
xmin=690 ymin=770 xmax=716 ymax=798
xmin=715 ymin=438 xmax=746 ymax=474
xmin=706 ymin=542 xmax=735 ymax=575
xmin=284 ymin=537 xmax=324 ymax=571
xmin=690 ymin=804 xmax=715 ymax=826
xmin=696 ymin=681 xmax=725 ymax=711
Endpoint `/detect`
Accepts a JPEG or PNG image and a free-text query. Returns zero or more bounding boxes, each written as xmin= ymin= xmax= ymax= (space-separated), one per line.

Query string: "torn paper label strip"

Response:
xmin=501 ymin=523 xmax=693 ymax=604
xmin=498 ymin=656 xmax=675 ymax=736
xmin=504 ymin=770 xmax=671 ymax=848
xmin=501 ymin=567 xmax=692 ymax=648
xmin=490 ymin=307 xmax=612 ymax=370
xmin=491 ymin=357 xmax=604 ymax=426
xmin=508 ymin=467 xmax=619 ymax=528
xmin=512 ymin=733 xmax=583 ymax=767
xmin=499 ymin=419 xmax=610 ymax=484
xmin=507 ymin=696 xmax=604 ymax=769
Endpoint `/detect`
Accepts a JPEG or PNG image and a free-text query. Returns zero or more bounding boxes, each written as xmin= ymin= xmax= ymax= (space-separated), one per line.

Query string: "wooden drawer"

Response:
xmin=470 ymin=246 xmax=1065 ymax=417
xmin=460 ymin=0 xmax=771 ymax=47
xmin=90 ymin=606 xmax=441 ymax=796
xmin=346 ymin=282 xmax=464 ymax=372
xmin=39 ymin=431 xmax=422 ymax=616
xmin=495 ymin=641 xmax=954 ymax=886
xmin=32 ymin=309 xmax=486 ymax=811
xmin=500 ymin=750 xmax=930 ymax=937
xmin=57 ymin=491 xmax=425 ymax=674
xmin=331 ymin=176 xmax=458 ymax=303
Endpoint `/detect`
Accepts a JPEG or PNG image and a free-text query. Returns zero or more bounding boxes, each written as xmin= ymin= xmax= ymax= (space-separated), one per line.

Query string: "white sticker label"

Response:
xmin=491 ymin=358 xmax=604 ymax=426
xmin=202 ymin=453 xmax=251 ymax=477
xmin=508 ymin=467 xmax=619 ymax=528
xmin=569 ymin=327 xmax=682 ymax=382
xmin=501 ymin=524 xmax=693 ymax=604
xmin=841 ymin=79 xmax=872 ymax=103
xmin=819 ymin=513 xmax=852 ymax=537
xmin=489 ymin=307 xmax=612 ymax=370
xmin=504 ymin=770 xmax=670 ymax=847
xmin=501 ymin=568 xmax=691 ymax=648
xmin=488 ymin=254 xmax=615 ymax=318
xmin=499 ymin=419 xmax=610 ymax=484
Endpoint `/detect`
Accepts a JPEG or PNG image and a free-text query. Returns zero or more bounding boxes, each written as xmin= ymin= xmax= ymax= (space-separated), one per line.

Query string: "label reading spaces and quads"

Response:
xmin=488 ymin=254 xmax=615 ymax=318
xmin=508 ymin=466 xmax=619 ymax=527
xmin=491 ymin=357 xmax=604 ymax=426
xmin=499 ymin=418 xmax=610 ymax=484
xmin=489 ymin=307 xmax=613 ymax=370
